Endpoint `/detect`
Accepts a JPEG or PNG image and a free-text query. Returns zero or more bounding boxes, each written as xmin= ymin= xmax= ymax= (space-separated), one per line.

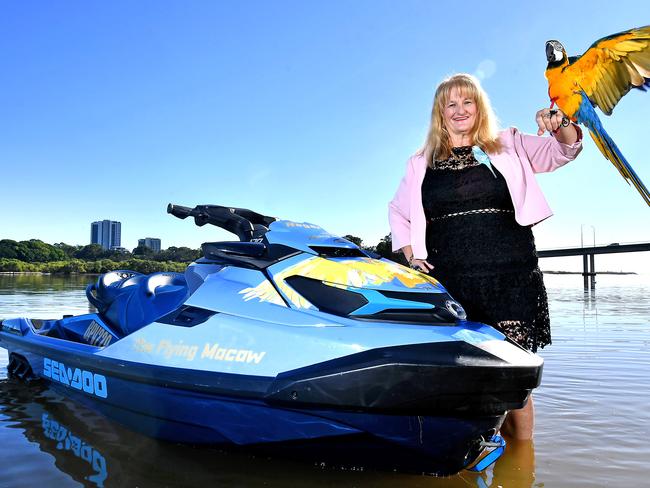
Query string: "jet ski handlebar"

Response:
xmin=167 ymin=203 xmax=276 ymax=242
xmin=167 ymin=204 xmax=194 ymax=219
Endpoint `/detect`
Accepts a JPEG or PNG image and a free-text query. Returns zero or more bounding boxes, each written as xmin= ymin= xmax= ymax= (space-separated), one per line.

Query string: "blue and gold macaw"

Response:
xmin=545 ymin=26 xmax=650 ymax=206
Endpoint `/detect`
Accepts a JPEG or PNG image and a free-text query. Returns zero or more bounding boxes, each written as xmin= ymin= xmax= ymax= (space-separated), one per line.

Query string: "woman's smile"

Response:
xmin=443 ymin=87 xmax=477 ymax=141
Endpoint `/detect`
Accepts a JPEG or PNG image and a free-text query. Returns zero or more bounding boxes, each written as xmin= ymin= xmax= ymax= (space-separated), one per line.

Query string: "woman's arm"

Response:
xmin=388 ymin=158 xmax=415 ymax=252
xmin=388 ymin=157 xmax=433 ymax=272
xmin=516 ymin=108 xmax=583 ymax=173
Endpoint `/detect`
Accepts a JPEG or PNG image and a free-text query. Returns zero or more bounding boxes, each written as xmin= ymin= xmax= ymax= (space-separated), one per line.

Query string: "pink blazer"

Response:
xmin=388 ymin=127 xmax=583 ymax=259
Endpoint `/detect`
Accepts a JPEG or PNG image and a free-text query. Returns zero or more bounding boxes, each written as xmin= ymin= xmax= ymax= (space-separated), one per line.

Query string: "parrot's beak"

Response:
xmin=545 ymin=42 xmax=555 ymax=63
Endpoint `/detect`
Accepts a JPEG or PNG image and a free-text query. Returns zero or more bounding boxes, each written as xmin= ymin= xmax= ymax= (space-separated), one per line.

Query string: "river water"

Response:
xmin=0 ymin=272 xmax=649 ymax=487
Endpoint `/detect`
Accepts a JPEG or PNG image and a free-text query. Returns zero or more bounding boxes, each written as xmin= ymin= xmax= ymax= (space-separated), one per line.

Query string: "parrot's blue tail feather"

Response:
xmin=577 ymin=91 xmax=650 ymax=206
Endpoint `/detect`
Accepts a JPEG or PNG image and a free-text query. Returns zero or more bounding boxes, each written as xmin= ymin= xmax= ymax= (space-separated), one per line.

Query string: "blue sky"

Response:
xmin=1 ymin=1 xmax=649 ymax=272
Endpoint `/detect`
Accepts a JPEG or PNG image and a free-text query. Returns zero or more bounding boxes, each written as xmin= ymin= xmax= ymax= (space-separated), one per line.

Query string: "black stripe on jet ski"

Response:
xmin=308 ymin=246 xmax=368 ymax=258
xmin=265 ymin=341 xmax=543 ymax=415
xmin=283 ymin=276 xmax=369 ymax=315
xmin=200 ymin=243 xmax=301 ymax=269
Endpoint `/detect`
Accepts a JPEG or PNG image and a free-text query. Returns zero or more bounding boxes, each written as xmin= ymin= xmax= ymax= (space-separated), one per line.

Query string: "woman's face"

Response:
xmin=442 ymin=87 xmax=477 ymax=138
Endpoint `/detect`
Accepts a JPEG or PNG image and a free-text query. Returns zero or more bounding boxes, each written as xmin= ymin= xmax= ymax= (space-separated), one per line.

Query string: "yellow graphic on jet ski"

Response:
xmin=239 ymin=275 xmax=310 ymax=308
xmin=240 ymin=256 xmax=440 ymax=309
xmin=240 ymin=282 xmax=287 ymax=306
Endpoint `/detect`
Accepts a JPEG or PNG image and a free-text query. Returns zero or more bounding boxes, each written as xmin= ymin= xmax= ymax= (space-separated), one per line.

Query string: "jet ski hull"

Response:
xmin=1 ymin=316 xmax=539 ymax=475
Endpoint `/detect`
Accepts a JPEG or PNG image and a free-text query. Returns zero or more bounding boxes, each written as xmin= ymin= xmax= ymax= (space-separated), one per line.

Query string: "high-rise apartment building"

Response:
xmin=91 ymin=220 xmax=122 ymax=250
xmin=138 ymin=237 xmax=162 ymax=253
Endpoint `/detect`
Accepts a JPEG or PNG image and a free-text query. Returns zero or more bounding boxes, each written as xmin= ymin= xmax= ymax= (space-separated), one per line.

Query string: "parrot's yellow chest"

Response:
xmin=545 ymin=65 xmax=582 ymax=119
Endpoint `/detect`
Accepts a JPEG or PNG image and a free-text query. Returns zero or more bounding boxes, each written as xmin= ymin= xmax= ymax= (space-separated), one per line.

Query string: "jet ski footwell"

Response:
xmin=2 ymin=317 xmax=539 ymax=475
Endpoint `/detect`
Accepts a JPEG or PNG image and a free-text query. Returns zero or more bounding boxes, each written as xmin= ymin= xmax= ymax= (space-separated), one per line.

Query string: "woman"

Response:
xmin=388 ymin=73 xmax=582 ymax=439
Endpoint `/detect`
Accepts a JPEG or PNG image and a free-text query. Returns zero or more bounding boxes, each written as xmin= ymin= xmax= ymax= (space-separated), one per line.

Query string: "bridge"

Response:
xmin=537 ymin=242 xmax=650 ymax=290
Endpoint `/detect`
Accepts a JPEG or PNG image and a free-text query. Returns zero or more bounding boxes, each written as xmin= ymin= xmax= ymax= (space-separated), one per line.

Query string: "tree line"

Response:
xmin=0 ymin=239 xmax=200 ymax=263
xmin=0 ymin=258 xmax=187 ymax=274
xmin=0 ymin=239 xmax=200 ymax=274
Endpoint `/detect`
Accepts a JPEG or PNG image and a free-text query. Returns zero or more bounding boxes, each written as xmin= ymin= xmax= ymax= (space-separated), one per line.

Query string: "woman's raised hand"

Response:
xmin=535 ymin=107 xmax=569 ymax=135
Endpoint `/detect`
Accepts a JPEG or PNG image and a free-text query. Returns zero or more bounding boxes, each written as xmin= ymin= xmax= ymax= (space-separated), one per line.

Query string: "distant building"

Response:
xmin=138 ymin=237 xmax=162 ymax=253
xmin=91 ymin=220 xmax=121 ymax=250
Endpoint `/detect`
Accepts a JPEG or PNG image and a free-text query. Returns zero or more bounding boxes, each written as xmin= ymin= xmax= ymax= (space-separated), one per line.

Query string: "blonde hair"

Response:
xmin=421 ymin=73 xmax=501 ymax=165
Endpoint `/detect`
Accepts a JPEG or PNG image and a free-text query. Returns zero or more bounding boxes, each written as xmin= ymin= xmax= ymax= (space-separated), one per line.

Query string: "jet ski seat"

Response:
xmin=86 ymin=271 xmax=190 ymax=336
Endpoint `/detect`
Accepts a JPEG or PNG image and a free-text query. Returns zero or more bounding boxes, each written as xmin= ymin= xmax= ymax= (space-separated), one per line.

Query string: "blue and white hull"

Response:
xmin=1 ymin=312 xmax=539 ymax=474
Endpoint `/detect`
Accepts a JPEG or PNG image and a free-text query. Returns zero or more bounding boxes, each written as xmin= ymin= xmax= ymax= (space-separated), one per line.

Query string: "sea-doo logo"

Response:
xmin=42 ymin=413 xmax=107 ymax=487
xmin=43 ymin=358 xmax=108 ymax=398
xmin=83 ymin=321 xmax=113 ymax=347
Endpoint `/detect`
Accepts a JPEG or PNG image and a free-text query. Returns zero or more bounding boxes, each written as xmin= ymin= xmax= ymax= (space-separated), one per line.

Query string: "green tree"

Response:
xmin=103 ymin=248 xmax=132 ymax=262
xmin=342 ymin=235 xmax=377 ymax=253
xmin=61 ymin=259 xmax=88 ymax=273
xmin=374 ymin=233 xmax=407 ymax=265
xmin=54 ymin=242 xmax=82 ymax=258
xmin=123 ymin=258 xmax=162 ymax=274
xmin=0 ymin=239 xmax=19 ymax=259
xmin=13 ymin=240 xmax=67 ymax=262
xmin=156 ymin=246 xmax=200 ymax=262
xmin=0 ymin=258 xmax=25 ymax=271
xmin=342 ymin=235 xmax=363 ymax=247
xmin=133 ymin=245 xmax=154 ymax=258
xmin=75 ymin=244 xmax=106 ymax=261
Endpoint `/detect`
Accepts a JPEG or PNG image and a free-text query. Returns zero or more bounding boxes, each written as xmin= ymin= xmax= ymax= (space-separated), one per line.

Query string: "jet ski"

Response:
xmin=0 ymin=203 xmax=543 ymax=475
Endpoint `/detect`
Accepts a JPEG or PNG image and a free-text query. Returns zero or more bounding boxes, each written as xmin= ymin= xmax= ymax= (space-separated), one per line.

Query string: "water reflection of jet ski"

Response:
xmin=41 ymin=411 xmax=108 ymax=487
xmin=0 ymin=380 xmax=113 ymax=488
xmin=0 ymin=203 xmax=543 ymax=475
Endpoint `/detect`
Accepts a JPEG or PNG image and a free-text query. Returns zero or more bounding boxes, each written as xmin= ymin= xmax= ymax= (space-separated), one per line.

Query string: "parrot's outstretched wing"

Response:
xmin=576 ymin=91 xmax=650 ymax=205
xmin=566 ymin=25 xmax=650 ymax=115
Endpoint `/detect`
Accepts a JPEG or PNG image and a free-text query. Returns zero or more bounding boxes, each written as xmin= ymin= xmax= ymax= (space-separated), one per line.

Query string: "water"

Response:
xmin=0 ymin=272 xmax=649 ymax=487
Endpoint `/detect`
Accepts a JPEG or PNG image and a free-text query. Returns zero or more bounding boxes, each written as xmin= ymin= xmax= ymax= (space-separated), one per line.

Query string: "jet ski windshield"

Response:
xmin=264 ymin=220 xmax=363 ymax=256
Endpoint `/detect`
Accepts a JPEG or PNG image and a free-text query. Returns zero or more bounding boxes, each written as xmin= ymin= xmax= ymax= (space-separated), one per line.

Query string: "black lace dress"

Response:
xmin=422 ymin=146 xmax=550 ymax=352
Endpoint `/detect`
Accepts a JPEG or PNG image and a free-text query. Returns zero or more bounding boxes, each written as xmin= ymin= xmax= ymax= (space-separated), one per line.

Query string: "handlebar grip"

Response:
xmin=167 ymin=203 xmax=194 ymax=219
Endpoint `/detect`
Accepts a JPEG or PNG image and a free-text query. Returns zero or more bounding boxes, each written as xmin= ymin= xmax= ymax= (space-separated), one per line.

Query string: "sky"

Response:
xmin=1 ymin=1 xmax=649 ymax=273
